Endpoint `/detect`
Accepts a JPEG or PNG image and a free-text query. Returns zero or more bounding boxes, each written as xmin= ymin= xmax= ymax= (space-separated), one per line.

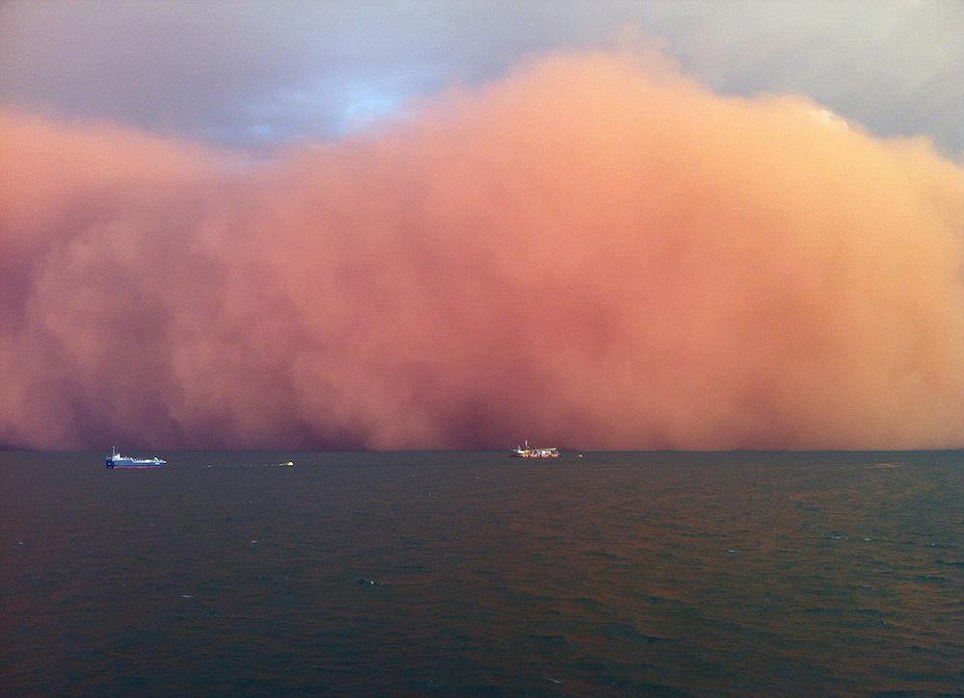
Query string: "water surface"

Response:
xmin=2 ymin=450 xmax=961 ymax=696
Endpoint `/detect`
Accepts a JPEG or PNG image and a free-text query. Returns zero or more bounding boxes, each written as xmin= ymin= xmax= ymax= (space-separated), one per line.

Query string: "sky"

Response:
xmin=1 ymin=1 xmax=963 ymax=450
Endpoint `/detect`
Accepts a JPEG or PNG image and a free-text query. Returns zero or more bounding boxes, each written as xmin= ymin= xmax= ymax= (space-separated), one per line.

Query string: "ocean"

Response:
xmin=1 ymin=450 xmax=961 ymax=697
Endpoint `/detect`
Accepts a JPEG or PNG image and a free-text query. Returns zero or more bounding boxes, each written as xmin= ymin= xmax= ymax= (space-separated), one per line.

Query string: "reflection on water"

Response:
xmin=2 ymin=450 xmax=962 ymax=696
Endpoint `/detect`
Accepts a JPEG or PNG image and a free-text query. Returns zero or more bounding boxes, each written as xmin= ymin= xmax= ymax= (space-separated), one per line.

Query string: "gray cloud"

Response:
xmin=1 ymin=1 xmax=962 ymax=156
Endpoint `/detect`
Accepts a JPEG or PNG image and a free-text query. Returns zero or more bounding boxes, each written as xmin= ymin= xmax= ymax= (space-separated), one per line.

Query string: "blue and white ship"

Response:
xmin=105 ymin=446 xmax=166 ymax=469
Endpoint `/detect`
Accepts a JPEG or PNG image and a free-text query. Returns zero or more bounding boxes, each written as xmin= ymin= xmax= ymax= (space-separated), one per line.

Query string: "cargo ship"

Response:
xmin=510 ymin=441 xmax=560 ymax=458
xmin=105 ymin=447 xmax=166 ymax=469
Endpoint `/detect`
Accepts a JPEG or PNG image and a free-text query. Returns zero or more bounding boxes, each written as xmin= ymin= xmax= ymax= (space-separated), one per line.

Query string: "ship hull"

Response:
xmin=510 ymin=443 xmax=560 ymax=458
xmin=106 ymin=461 xmax=166 ymax=469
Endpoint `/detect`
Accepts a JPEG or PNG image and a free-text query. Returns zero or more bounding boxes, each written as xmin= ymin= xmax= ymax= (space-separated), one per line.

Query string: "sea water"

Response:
xmin=1 ymin=450 xmax=961 ymax=697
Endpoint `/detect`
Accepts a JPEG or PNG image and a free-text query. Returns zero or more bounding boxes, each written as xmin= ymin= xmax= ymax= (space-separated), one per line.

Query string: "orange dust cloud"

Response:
xmin=2 ymin=50 xmax=963 ymax=450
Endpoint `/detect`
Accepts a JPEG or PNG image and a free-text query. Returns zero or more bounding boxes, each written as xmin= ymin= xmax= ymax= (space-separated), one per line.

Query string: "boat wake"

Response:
xmin=204 ymin=461 xmax=295 ymax=469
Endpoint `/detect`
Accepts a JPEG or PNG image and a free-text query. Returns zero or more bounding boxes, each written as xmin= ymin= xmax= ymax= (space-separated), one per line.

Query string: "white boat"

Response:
xmin=105 ymin=446 xmax=166 ymax=469
xmin=510 ymin=441 xmax=560 ymax=458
